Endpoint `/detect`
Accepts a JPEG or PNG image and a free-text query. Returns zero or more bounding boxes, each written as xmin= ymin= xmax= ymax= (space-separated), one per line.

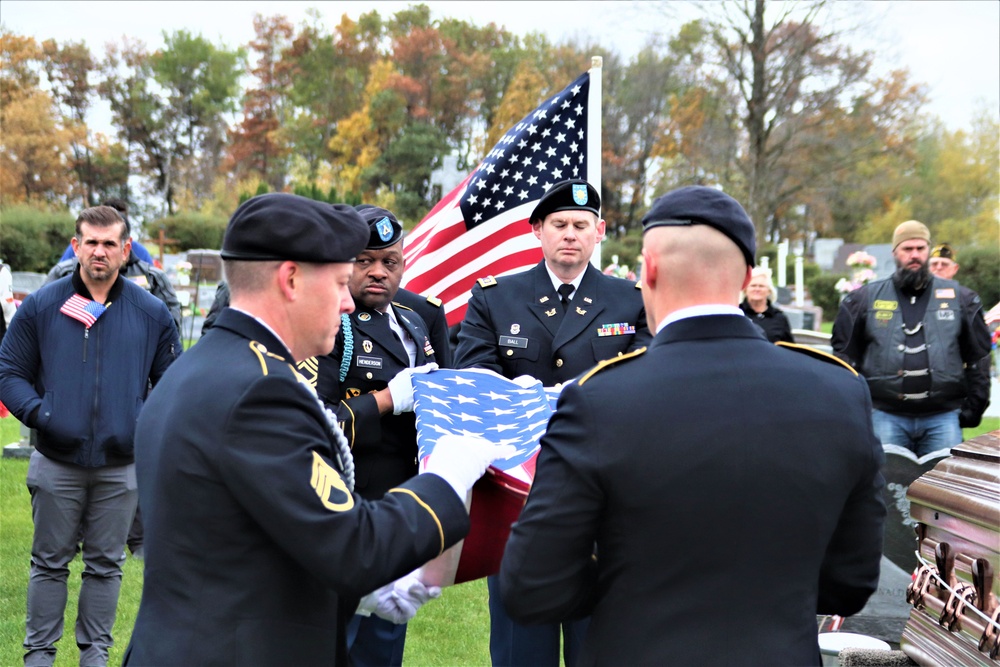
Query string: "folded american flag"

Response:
xmin=60 ymin=294 xmax=107 ymax=328
xmin=413 ymin=368 xmax=560 ymax=485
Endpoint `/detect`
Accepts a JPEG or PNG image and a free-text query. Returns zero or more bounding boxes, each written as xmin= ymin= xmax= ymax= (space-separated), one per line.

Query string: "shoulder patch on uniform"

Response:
xmin=478 ymin=275 xmax=498 ymax=288
xmin=311 ymin=451 xmax=355 ymax=512
xmin=392 ymin=301 xmax=414 ymax=312
xmin=578 ymin=347 xmax=647 ymax=385
xmin=426 ymin=295 xmax=443 ymax=307
xmin=775 ymin=341 xmax=858 ymax=376
xmin=248 ymin=340 xmax=288 ymax=376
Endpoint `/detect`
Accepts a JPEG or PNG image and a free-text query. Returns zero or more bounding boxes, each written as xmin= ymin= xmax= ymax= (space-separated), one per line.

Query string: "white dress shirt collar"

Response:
xmin=656 ymin=304 xmax=744 ymax=334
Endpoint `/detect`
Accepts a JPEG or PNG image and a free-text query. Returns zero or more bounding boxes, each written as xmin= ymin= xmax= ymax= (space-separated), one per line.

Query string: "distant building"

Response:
xmin=429 ymin=154 xmax=464 ymax=203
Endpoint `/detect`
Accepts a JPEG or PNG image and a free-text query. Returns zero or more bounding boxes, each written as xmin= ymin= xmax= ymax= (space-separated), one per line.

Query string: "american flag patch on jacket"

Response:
xmin=60 ymin=294 xmax=107 ymax=328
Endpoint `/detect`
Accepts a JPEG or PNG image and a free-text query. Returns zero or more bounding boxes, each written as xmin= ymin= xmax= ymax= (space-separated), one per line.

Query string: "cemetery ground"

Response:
xmin=1 ymin=416 xmax=997 ymax=666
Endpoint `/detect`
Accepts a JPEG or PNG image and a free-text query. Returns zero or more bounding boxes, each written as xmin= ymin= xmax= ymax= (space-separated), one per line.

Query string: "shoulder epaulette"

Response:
xmin=578 ymin=347 xmax=647 ymax=385
xmin=478 ymin=276 xmax=498 ymax=288
xmin=248 ymin=340 xmax=289 ymax=376
xmin=775 ymin=341 xmax=858 ymax=376
xmin=392 ymin=302 xmax=414 ymax=312
xmin=426 ymin=295 xmax=443 ymax=307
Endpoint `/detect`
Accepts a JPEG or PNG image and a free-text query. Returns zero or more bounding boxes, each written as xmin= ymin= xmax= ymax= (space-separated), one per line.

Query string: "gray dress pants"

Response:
xmin=24 ymin=451 xmax=137 ymax=667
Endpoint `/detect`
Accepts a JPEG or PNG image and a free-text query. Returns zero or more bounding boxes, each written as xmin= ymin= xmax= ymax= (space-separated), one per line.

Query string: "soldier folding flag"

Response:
xmin=402 ymin=61 xmax=603 ymax=327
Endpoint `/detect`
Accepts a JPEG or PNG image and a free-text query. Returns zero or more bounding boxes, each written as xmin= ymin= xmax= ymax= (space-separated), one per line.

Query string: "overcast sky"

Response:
xmin=3 ymin=0 xmax=998 ymax=132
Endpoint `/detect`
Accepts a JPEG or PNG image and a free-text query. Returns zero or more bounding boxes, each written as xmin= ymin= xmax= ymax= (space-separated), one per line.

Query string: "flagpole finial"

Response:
xmin=591 ymin=56 xmax=602 ymax=69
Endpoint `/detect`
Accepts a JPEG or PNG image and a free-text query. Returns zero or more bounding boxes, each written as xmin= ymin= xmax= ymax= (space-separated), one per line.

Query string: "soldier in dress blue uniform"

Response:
xmin=312 ymin=206 xmax=449 ymax=667
xmin=124 ymin=194 xmax=510 ymax=667
xmin=499 ymin=186 xmax=886 ymax=666
xmin=454 ymin=179 xmax=652 ymax=667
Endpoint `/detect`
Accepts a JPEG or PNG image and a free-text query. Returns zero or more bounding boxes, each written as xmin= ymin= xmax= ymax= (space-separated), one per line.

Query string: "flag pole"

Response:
xmin=588 ymin=55 xmax=603 ymax=269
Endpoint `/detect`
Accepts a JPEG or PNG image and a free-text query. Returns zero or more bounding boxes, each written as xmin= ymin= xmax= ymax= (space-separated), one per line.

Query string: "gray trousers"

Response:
xmin=24 ymin=451 xmax=138 ymax=667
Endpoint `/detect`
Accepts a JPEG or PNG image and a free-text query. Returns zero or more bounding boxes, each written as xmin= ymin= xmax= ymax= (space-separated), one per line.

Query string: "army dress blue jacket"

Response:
xmin=455 ymin=262 xmax=651 ymax=384
xmin=314 ymin=301 xmax=443 ymax=499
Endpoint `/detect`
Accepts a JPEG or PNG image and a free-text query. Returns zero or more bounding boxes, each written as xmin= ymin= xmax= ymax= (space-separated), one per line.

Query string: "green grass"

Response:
xmin=1 ymin=415 xmax=996 ymax=665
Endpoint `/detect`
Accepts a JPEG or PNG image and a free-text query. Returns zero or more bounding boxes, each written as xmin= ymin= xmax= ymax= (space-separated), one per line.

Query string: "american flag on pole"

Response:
xmin=60 ymin=294 xmax=107 ymax=328
xmin=402 ymin=62 xmax=603 ymax=327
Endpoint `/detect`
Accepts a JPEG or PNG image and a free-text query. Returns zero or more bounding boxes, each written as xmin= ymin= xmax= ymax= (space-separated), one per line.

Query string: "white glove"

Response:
xmin=356 ymin=571 xmax=441 ymax=625
xmin=422 ymin=434 xmax=518 ymax=500
xmin=387 ymin=571 xmax=441 ymax=623
xmin=355 ymin=583 xmax=394 ymax=618
xmin=511 ymin=374 xmax=540 ymax=389
xmin=387 ymin=363 xmax=439 ymax=415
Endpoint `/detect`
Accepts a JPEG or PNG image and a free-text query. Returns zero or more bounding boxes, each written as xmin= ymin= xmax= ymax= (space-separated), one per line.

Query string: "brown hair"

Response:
xmin=75 ymin=206 xmax=128 ymax=243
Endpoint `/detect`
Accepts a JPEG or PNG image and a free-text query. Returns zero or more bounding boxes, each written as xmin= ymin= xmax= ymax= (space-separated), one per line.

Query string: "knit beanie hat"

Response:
xmin=892 ymin=220 xmax=930 ymax=249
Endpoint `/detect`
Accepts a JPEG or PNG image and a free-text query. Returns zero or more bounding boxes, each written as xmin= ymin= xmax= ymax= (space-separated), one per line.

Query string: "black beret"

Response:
xmin=529 ymin=179 xmax=601 ymax=224
xmin=641 ymin=186 xmax=756 ymax=267
xmin=355 ymin=205 xmax=403 ymax=249
xmin=221 ymin=193 xmax=369 ymax=263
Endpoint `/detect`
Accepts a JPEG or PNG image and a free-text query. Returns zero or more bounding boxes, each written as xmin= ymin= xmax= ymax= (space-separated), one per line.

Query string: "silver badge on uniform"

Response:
xmin=510 ymin=324 xmax=521 ymax=334
xmin=363 ymin=340 xmax=373 ymax=353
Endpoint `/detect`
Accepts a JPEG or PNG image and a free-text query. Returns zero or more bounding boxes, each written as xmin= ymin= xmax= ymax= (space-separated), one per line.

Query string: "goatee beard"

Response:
xmin=893 ymin=263 xmax=930 ymax=292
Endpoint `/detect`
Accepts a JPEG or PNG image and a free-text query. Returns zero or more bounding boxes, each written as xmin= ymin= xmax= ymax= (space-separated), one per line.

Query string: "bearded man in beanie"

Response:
xmin=832 ymin=221 xmax=991 ymax=455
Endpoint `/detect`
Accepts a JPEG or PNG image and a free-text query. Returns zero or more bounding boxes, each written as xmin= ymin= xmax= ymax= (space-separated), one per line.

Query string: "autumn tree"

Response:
xmin=226 ymin=14 xmax=294 ymax=191
xmin=280 ymin=11 xmax=382 ymax=185
xmin=603 ymin=46 xmax=678 ymax=231
xmin=653 ymin=20 xmax=741 ymax=194
xmin=150 ymin=30 xmax=243 ymax=212
xmin=709 ymin=0 xmax=874 ymax=243
xmin=41 ymin=38 xmax=129 ymax=205
xmin=0 ymin=32 xmax=76 ymax=205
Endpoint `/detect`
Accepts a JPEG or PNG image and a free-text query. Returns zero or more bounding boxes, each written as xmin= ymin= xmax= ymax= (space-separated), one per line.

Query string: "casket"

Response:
xmin=901 ymin=430 xmax=1000 ymax=665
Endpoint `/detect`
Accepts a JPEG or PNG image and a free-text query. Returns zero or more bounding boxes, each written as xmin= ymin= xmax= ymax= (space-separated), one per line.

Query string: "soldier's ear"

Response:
xmin=277 ymin=261 xmax=300 ymax=301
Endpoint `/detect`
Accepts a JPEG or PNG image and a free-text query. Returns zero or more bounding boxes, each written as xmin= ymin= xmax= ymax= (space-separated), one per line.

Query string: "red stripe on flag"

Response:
xmin=59 ymin=294 xmax=97 ymax=328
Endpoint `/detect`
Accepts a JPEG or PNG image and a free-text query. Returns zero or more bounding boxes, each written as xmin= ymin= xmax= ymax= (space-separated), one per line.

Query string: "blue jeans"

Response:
xmin=871 ymin=408 xmax=962 ymax=458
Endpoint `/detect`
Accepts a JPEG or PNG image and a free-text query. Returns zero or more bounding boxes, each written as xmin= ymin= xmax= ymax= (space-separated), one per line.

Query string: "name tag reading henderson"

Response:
xmin=499 ymin=335 xmax=528 ymax=348
xmin=356 ymin=356 xmax=383 ymax=369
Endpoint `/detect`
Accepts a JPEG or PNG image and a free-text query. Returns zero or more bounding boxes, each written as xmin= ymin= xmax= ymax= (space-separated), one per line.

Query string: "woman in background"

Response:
xmin=740 ymin=266 xmax=794 ymax=343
